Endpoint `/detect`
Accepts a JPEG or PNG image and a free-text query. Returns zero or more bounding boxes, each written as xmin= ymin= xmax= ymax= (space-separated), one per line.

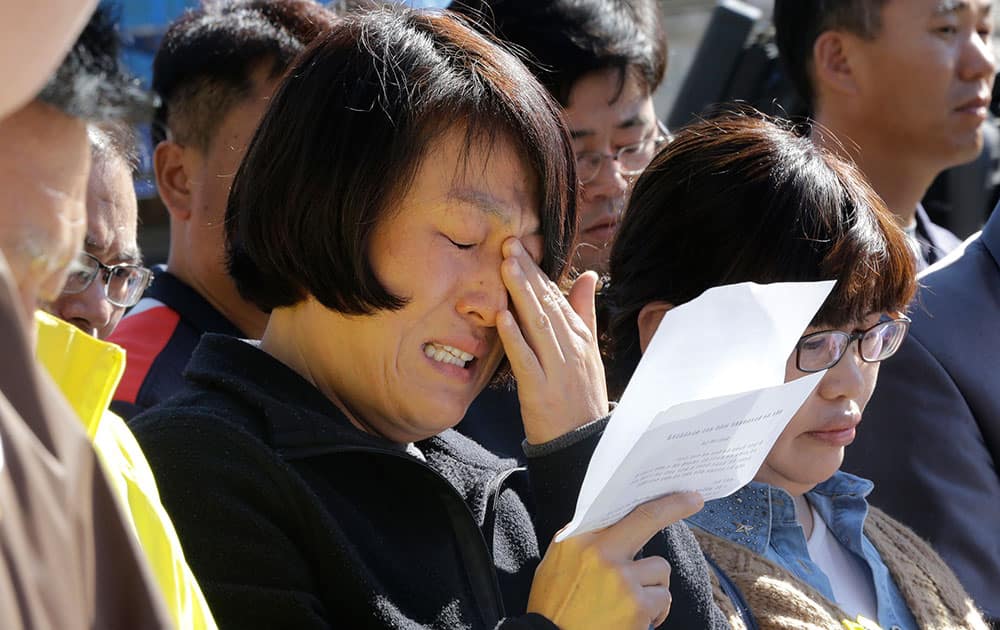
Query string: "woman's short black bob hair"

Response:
xmin=602 ymin=111 xmax=916 ymax=397
xmin=226 ymin=5 xmax=577 ymax=314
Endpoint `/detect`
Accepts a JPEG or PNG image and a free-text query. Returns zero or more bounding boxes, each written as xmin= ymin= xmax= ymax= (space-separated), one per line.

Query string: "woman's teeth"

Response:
xmin=423 ymin=342 xmax=474 ymax=368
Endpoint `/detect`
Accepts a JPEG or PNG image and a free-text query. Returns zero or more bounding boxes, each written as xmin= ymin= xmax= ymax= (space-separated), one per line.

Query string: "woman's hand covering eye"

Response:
xmin=496 ymin=237 xmax=609 ymax=445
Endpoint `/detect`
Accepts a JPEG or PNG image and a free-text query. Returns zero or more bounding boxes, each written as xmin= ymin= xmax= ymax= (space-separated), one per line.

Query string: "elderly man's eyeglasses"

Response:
xmin=575 ymin=121 xmax=670 ymax=185
xmin=61 ymin=251 xmax=153 ymax=308
xmin=795 ymin=317 xmax=911 ymax=373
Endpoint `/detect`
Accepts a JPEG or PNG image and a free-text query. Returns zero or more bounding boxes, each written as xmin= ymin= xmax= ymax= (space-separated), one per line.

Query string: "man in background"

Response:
xmin=773 ymin=0 xmax=1000 ymax=621
xmin=451 ymin=0 xmax=668 ymax=277
xmin=40 ymin=123 xmax=217 ymax=630
xmin=110 ymin=0 xmax=335 ymax=418
xmin=774 ymin=0 xmax=995 ymax=269
xmin=48 ymin=122 xmax=152 ymax=339
xmin=450 ymin=0 xmax=669 ymax=459
xmin=844 ymin=209 xmax=1000 ymax=626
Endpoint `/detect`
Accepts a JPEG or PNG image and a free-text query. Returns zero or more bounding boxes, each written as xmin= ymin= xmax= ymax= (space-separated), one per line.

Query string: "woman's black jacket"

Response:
xmin=129 ymin=334 xmax=728 ymax=629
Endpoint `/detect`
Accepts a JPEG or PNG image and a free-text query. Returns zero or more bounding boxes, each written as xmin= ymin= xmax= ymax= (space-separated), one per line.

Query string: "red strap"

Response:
xmin=108 ymin=306 xmax=180 ymax=404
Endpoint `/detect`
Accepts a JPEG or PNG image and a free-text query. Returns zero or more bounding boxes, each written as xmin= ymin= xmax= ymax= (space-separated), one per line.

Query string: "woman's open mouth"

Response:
xmin=423 ymin=342 xmax=476 ymax=369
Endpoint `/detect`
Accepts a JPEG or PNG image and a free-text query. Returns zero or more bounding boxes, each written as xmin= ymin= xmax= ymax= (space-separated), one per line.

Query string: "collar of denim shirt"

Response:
xmin=687 ymin=470 xmax=875 ymax=554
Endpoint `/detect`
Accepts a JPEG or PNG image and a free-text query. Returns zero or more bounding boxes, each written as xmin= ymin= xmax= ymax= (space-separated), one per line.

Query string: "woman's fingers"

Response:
xmin=528 ymin=530 xmax=676 ymax=630
xmin=631 ymin=555 xmax=671 ymax=588
xmin=496 ymin=309 xmax=544 ymax=383
xmin=641 ymin=585 xmax=672 ymax=628
xmin=500 ymin=236 xmax=609 ymax=444
xmin=599 ymin=492 xmax=704 ymax=558
xmin=567 ymin=270 xmax=600 ymax=339
xmin=500 ymin=242 xmax=566 ymax=365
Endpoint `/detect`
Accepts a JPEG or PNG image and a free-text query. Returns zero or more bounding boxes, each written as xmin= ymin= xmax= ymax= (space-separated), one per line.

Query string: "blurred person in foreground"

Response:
xmin=451 ymin=0 xmax=669 ymax=277
xmin=450 ymin=0 xmax=669 ymax=459
xmin=603 ymin=112 xmax=988 ymax=629
xmin=844 ymin=208 xmax=1000 ymax=627
xmin=109 ymin=0 xmax=335 ymax=419
xmin=130 ymin=7 xmax=724 ymax=629
xmin=0 ymin=0 xmax=97 ymax=119
xmin=0 ymin=6 xmax=170 ymax=628
xmin=773 ymin=0 xmax=995 ymax=271
xmin=39 ymin=121 xmax=217 ymax=629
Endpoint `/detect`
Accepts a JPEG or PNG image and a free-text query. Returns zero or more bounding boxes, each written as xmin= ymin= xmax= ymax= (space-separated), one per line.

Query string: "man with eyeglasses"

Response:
xmin=451 ymin=0 xmax=668 ymax=276
xmin=46 ymin=123 xmax=152 ymax=340
xmin=448 ymin=0 xmax=669 ymax=463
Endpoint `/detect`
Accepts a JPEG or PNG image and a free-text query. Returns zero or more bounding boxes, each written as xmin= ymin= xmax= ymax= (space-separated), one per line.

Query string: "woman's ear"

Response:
xmin=637 ymin=301 xmax=673 ymax=353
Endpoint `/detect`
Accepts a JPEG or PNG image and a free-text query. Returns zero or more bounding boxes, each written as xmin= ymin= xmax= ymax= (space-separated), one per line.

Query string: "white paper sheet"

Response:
xmin=556 ymin=280 xmax=835 ymax=541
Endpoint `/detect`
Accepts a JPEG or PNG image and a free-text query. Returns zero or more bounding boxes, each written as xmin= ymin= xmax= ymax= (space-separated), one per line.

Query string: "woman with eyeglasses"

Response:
xmin=602 ymin=112 xmax=989 ymax=629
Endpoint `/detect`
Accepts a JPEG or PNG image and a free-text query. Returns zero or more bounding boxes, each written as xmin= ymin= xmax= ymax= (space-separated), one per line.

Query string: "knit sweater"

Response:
xmin=695 ymin=506 xmax=988 ymax=630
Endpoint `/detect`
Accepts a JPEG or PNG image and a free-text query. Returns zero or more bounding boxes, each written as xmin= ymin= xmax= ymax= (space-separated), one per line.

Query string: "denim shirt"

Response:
xmin=688 ymin=471 xmax=918 ymax=630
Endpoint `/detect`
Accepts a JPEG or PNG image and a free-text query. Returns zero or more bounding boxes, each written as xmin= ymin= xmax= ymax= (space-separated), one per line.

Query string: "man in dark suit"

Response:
xmin=844 ymin=207 xmax=1000 ymax=626
xmin=773 ymin=0 xmax=994 ymax=269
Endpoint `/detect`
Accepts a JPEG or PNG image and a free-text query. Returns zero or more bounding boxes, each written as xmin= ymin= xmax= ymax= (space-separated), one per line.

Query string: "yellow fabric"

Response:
xmin=35 ymin=311 xmax=218 ymax=630
xmin=842 ymin=617 xmax=882 ymax=630
xmin=34 ymin=310 xmax=124 ymax=438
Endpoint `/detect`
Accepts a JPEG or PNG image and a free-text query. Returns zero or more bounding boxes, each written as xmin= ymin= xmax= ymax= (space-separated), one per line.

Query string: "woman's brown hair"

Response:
xmin=603 ymin=111 xmax=916 ymax=397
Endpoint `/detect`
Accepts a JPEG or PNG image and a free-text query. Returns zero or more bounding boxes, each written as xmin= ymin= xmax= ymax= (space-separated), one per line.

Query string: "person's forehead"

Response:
xmin=418 ymin=127 xmax=541 ymax=228
xmin=0 ymin=102 xmax=90 ymax=237
xmin=444 ymin=185 xmax=540 ymax=232
xmin=564 ymin=69 xmax=655 ymax=138
xmin=2 ymin=101 xmax=90 ymax=186
xmin=84 ymin=156 xmax=139 ymax=263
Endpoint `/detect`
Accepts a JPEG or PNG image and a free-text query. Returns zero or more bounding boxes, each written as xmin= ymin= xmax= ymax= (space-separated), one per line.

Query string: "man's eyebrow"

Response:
xmin=617 ymin=113 xmax=651 ymax=130
xmin=85 ymin=236 xmax=141 ymax=265
xmin=934 ymin=0 xmax=971 ymax=15
xmin=115 ymin=248 xmax=142 ymax=264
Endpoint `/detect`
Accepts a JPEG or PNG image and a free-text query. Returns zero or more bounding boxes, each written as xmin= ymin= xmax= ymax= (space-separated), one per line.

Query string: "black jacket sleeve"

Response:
xmin=131 ymin=413 xmax=334 ymax=629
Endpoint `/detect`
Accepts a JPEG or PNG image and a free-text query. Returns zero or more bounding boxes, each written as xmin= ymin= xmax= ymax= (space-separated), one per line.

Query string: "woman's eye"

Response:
xmin=800 ymin=338 xmax=827 ymax=352
xmin=446 ymin=236 xmax=475 ymax=250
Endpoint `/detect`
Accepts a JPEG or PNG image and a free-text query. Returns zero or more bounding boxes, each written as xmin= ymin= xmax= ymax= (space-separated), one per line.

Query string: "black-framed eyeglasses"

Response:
xmin=61 ymin=251 xmax=153 ymax=308
xmin=576 ymin=120 xmax=670 ymax=185
xmin=794 ymin=316 xmax=911 ymax=373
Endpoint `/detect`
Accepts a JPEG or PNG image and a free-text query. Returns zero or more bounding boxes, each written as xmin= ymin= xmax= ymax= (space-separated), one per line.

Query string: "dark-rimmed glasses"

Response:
xmin=61 ymin=251 xmax=153 ymax=308
xmin=576 ymin=121 xmax=670 ymax=185
xmin=795 ymin=317 xmax=911 ymax=373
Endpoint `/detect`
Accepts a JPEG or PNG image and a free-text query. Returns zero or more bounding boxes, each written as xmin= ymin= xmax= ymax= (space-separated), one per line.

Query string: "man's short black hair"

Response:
xmin=226 ymin=6 xmax=577 ymax=316
xmin=151 ymin=0 xmax=335 ymax=148
xmin=449 ymin=0 xmax=666 ymax=106
xmin=39 ymin=5 xmax=154 ymax=123
xmin=773 ymin=0 xmax=888 ymax=108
